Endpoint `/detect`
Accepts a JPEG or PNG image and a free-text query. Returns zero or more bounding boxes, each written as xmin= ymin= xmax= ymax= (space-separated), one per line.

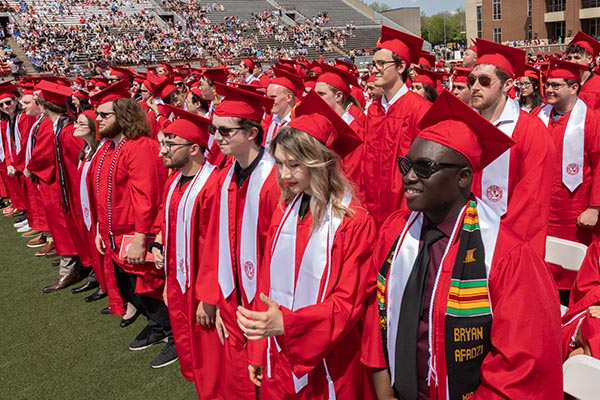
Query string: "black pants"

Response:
xmin=114 ymin=261 xmax=172 ymax=337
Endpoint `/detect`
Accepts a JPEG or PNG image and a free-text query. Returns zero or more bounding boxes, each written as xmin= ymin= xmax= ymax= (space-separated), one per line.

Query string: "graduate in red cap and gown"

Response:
xmin=567 ymin=31 xmax=600 ymax=110
xmin=150 ymin=104 xmax=222 ymax=397
xmin=450 ymin=67 xmax=472 ymax=105
xmin=196 ymin=83 xmax=279 ymax=399
xmin=470 ymin=38 xmax=553 ymax=258
xmin=88 ymin=81 xmax=172 ymax=368
xmin=532 ymin=58 xmax=600 ymax=288
xmin=362 ymin=90 xmax=563 ymax=400
xmin=363 ymin=25 xmax=432 ymax=227
xmin=237 ymin=89 xmax=377 ymax=399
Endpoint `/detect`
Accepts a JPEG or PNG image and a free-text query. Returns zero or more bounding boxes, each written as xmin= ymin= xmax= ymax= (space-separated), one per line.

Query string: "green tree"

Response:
xmin=367 ymin=1 xmax=390 ymax=12
xmin=422 ymin=8 xmax=466 ymax=46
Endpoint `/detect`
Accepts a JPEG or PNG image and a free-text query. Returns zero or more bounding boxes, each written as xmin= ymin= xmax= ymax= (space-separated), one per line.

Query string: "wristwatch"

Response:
xmin=148 ymin=241 xmax=163 ymax=254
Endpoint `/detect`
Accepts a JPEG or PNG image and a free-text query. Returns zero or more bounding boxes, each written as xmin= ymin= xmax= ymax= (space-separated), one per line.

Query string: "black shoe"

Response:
xmin=129 ymin=325 xmax=167 ymax=351
xmin=84 ymin=287 xmax=107 ymax=302
xmin=71 ymin=280 xmax=99 ymax=294
xmin=120 ymin=310 xmax=141 ymax=328
xmin=100 ymin=306 xmax=112 ymax=315
xmin=11 ymin=210 xmax=25 ymax=218
xmin=149 ymin=339 xmax=178 ymax=368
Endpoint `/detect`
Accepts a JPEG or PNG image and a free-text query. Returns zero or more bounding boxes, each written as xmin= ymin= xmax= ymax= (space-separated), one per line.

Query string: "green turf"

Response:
xmin=0 ymin=215 xmax=197 ymax=400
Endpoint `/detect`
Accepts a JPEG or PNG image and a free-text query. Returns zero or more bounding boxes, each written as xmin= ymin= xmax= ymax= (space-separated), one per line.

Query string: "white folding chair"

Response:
xmin=545 ymin=236 xmax=588 ymax=316
xmin=564 ymin=354 xmax=600 ymax=399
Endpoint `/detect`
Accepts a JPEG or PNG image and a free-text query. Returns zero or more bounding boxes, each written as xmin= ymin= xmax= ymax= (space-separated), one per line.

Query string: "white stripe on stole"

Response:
xmin=164 ymin=163 xmax=216 ymax=292
xmin=537 ymin=99 xmax=586 ymax=192
xmin=79 ymin=147 xmax=102 ymax=231
xmin=268 ymin=192 xmax=351 ymax=395
xmin=217 ymin=153 xmax=274 ymax=302
xmin=386 ymin=199 xmax=500 ymax=387
xmin=25 ymin=115 xmax=44 ymax=166
xmin=480 ymin=98 xmax=520 ymax=217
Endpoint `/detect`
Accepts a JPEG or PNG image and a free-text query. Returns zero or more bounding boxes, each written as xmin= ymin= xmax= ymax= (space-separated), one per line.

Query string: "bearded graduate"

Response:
xmin=236 ymin=90 xmax=377 ymax=399
xmin=361 ymin=90 xmax=563 ymax=400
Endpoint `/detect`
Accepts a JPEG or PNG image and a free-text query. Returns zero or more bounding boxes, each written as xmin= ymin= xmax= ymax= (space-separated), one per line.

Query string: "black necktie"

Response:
xmin=395 ymin=226 xmax=445 ymax=400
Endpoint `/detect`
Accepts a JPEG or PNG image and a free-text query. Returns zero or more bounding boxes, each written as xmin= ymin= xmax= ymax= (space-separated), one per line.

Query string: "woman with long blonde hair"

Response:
xmin=237 ymin=90 xmax=377 ymax=399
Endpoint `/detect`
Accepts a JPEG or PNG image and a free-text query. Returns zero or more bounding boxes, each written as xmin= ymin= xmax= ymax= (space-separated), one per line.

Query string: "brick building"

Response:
xmin=465 ymin=0 xmax=600 ymax=43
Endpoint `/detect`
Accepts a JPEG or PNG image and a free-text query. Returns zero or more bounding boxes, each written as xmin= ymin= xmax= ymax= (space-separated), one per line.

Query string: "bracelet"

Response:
xmin=148 ymin=241 xmax=163 ymax=254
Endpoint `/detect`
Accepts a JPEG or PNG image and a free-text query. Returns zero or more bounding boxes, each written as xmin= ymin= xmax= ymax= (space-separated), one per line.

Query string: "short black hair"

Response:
xmin=238 ymin=118 xmax=264 ymax=146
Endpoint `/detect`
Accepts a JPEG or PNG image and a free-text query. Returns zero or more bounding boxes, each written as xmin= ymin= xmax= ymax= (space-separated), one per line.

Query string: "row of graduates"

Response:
xmin=0 ymin=24 xmax=597 ymax=399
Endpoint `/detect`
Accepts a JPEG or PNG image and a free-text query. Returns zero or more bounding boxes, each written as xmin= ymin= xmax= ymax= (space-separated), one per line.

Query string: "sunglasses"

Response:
xmin=208 ymin=125 xmax=243 ymax=137
xmin=397 ymin=156 xmax=467 ymax=179
xmin=175 ymin=82 xmax=184 ymax=86
xmin=96 ymin=111 xmax=115 ymax=120
xmin=0 ymin=99 xmax=13 ymax=107
xmin=467 ymin=74 xmax=498 ymax=88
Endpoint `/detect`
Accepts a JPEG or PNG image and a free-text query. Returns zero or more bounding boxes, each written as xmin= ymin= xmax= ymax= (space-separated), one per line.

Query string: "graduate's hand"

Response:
xmin=248 ymin=364 xmax=263 ymax=387
xmin=7 ymin=165 xmax=16 ymax=177
xmin=23 ymin=169 xmax=32 ymax=179
xmin=588 ymin=305 xmax=600 ymax=318
xmin=147 ymin=97 xmax=159 ymax=113
xmin=152 ymin=247 xmax=164 ymax=269
xmin=577 ymin=208 xmax=599 ymax=229
xmin=196 ymin=301 xmax=216 ymax=327
xmin=215 ymin=308 xmax=229 ymax=345
xmin=125 ymin=241 xmax=146 ymax=264
xmin=236 ymin=292 xmax=284 ymax=340
xmin=95 ymin=233 xmax=106 ymax=255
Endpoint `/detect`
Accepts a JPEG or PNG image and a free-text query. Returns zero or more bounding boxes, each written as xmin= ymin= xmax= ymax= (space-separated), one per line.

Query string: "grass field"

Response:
xmin=0 ymin=214 xmax=198 ymax=400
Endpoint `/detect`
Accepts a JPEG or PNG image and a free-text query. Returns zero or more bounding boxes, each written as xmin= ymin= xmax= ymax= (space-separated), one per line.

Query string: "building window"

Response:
xmin=528 ymin=0 xmax=532 ymax=16
xmin=589 ymin=18 xmax=600 ymax=38
xmin=527 ymin=24 xmax=532 ymax=40
xmin=493 ymin=27 xmax=502 ymax=42
xmin=582 ymin=0 xmax=600 ymax=9
xmin=550 ymin=21 xmax=565 ymax=40
xmin=476 ymin=6 xmax=482 ymax=37
xmin=547 ymin=0 xmax=565 ymax=12
xmin=493 ymin=0 xmax=501 ymax=20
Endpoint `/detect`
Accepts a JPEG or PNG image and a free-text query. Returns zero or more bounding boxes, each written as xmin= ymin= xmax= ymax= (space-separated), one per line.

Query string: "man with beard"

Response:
xmin=89 ymin=81 xmax=172 ymax=368
xmin=151 ymin=104 xmax=222 ymax=397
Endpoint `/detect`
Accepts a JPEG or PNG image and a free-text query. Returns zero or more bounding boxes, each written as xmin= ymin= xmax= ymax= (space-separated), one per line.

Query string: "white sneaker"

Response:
xmin=13 ymin=219 xmax=28 ymax=228
xmin=17 ymin=224 xmax=31 ymax=233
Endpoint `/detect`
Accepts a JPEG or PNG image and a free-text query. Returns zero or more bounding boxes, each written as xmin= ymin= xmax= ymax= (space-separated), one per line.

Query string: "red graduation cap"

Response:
xmin=109 ymin=66 xmax=135 ymax=80
xmin=37 ymin=75 xmax=72 ymax=87
xmin=309 ymin=61 xmax=324 ymax=75
xmin=334 ymin=58 xmax=358 ymax=74
xmin=452 ymin=67 xmax=472 ymax=84
xmin=418 ymin=51 xmax=436 ymax=70
xmin=72 ymin=88 xmax=89 ymax=100
xmin=0 ymin=80 xmax=17 ymax=100
xmin=288 ymin=89 xmax=362 ymax=158
xmin=317 ymin=64 xmax=358 ymax=98
xmin=569 ymin=31 xmax=600 ymax=58
xmin=158 ymin=62 xmax=174 ymax=76
xmin=89 ymin=79 xmax=132 ymax=106
xmin=201 ymin=67 xmax=229 ymax=85
xmin=213 ymin=82 xmax=274 ymax=122
xmin=153 ymin=76 xmax=177 ymax=99
xmin=417 ymin=90 xmax=515 ymax=172
xmin=523 ymin=64 xmax=543 ymax=81
xmin=270 ymin=67 xmax=304 ymax=98
xmin=547 ymin=58 xmax=589 ymax=83
xmin=377 ymin=25 xmax=423 ymax=65
xmin=412 ymin=66 xmax=443 ymax=88
xmin=475 ymin=38 xmax=526 ymax=78
xmin=36 ymin=80 xmax=72 ymax=105
xmin=242 ymin=58 xmax=256 ymax=70
xmin=161 ymin=104 xmax=210 ymax=148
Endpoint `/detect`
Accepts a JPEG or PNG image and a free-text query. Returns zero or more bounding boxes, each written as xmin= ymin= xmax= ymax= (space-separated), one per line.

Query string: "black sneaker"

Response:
xmin=149 ymin=339 xmax=178 ymax=369
xmin=128 ymin=325 xmax=167 ymax=351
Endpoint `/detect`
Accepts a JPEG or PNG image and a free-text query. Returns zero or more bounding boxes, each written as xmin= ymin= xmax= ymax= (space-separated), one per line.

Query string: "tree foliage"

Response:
xmin=367 ymin=1 xmax=390 ymax=12
xmin=421 ymin=8 xmax=466 ymax=46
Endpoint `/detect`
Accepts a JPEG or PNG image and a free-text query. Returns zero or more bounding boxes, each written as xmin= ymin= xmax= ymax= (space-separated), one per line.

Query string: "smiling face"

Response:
xmin=518 ymin=77 xmax=534 ymax=98
xmin=73 ymin=114 xmax=92 ymax=139
xmin=20 ymin=94 xmax=40 ymax=117
xmin=267 ymin=83 xmax=294 ymax=118
xmin=273 ymin=145 xmax=311 ymax=195
xmin=469 ymin=64 xmax=510 ymax=113
xmin=211 ymin=114 xmax=255 ymax=158
xmin=96 ymin=101 xmax=119 ymax=138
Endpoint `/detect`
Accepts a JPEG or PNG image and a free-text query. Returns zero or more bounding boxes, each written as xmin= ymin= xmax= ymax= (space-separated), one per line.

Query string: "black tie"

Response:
xmin=395 ymin=226 xmax=445 ymax=400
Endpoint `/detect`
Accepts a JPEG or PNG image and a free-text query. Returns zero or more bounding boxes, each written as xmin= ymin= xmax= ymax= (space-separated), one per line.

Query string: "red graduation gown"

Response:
xmin=196 ymin=161 xmax=280 ymax=400
xmin=562 ymin=241 xmax=600 ymax=360
xmin=579 ymin=73 xmax=600 ymax=110
xmin=362 ymin=89 xmax=430 ymax=226
xmin=362 ymin=207 xmax=564 ymax=399
xmin=92 ymin=136 xmax=167 ymax=315
xmin=1 ymin=114 xmax=35 ymax=210
xmin=250 ymin=199 xmax=377 ymax=400
xmin=161 ymin=170 xmax=222 ymax=399
xmin=341 ymin=104 xmax=366 ymax=189
xmin=472 ymin=108 xmax=554 ymax=257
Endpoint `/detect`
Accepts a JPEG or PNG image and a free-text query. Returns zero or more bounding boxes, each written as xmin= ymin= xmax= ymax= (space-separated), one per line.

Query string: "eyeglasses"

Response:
xmin=74 ymin=121 xmax=89 ymax=128
xmin=96 ymin=111 xmax=115 ymax=120
xmin=467 ymin=74 xmax=498 ymax=88
xmin=517 ymin=81 xmax=532 ymax=88
xmin=175 ymin=82 xmax=184 ymax=86
xmin=0 ymin=100 xmax=13 ymax=107
xmin=544 ymin=82 xmax=568 ymax=91
xmin=397 ymin=156 xmax=467 ymax=179
xmin=208 ymin=125 xmax=244 ymax=137
xmin=140 ymin=89 xmax=149 ymax=93
xmin=370 ymin=60 xmax=397 ymax=71
xmin=159 ymin=141 xmax=193 ymax=151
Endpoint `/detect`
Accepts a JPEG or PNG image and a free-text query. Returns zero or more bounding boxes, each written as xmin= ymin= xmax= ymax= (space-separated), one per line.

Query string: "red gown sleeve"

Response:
xmin=585 ymin=111 xmax=600 ymax=207
xmin=474 ymin=242 xmax=563 ymax=399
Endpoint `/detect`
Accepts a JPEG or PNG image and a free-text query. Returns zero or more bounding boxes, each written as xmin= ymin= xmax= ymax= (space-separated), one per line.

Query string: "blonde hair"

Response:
xmin=270 ymin=126 xmax=354 ymax=230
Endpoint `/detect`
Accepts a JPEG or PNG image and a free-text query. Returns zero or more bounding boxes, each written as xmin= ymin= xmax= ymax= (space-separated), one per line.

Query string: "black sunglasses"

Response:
xmin=467 ymin=74 xmax=497 ymax=88
xmin=208 ymin=125 xmax=243 ymax=137
xmin=397 ymin=156 xmax=467 ymax=179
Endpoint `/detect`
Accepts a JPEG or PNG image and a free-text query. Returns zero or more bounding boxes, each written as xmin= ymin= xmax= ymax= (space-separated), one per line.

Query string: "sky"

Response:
xmin=383 ymin=0 xmax=465 ymax=16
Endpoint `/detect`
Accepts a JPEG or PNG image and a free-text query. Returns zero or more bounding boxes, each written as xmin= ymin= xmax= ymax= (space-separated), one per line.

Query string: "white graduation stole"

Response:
xmin=79 ymin=147 xmax=100 ymax=231
xmin=25 ymin=115 xmax=44 ymax=167
xmin=5 ymin=113 xmax=22 ymax=162
xmin=267 ymin=192 xmax=351 ymax=396
xmin=164 ymin=163 xmax=216 ymax=292
xmin=480 ymin=99 xmax=520 ymax=217
xmin=537 ymin=99 xmax=586 ymax=192
xmin=385 ymin=199 xmax=500 ymax=387
xmin=217 ymin=153 xmax=274 ymax=303
xmin=265 ymin=113 xmax=290 ymax=151
xmin=0 ymin=121 xmax=4 ymax=163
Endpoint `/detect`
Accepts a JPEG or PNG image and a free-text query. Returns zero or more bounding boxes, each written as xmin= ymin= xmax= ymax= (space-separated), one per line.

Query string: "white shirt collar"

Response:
xmin=381 ymin=84 xmax=409 ymax=112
